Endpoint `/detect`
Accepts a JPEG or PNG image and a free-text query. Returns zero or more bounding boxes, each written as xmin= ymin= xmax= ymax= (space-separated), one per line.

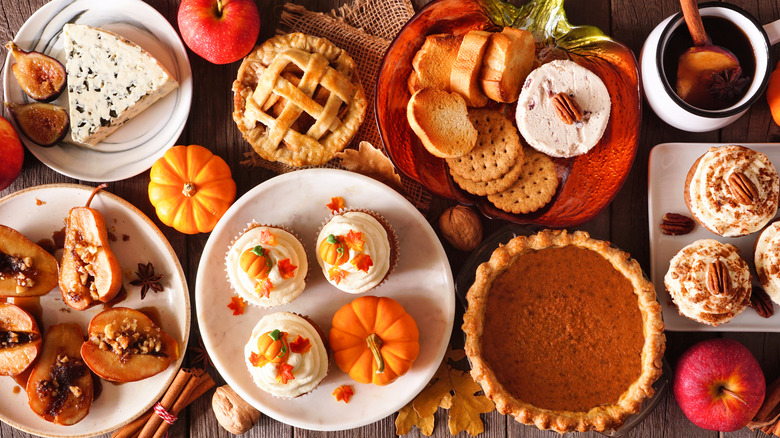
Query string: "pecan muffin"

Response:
xmin=684 ymin=145 xmax=779 ymax=237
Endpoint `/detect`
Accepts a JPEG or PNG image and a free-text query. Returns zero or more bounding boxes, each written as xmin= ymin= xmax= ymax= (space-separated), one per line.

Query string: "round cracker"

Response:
xmin=446 ymin=109 xmax=522 ymax=182
xmin=451 ymin=147 xmax=525 ymax=196
xmin=487 ymin=148 xmax=558 ymax=214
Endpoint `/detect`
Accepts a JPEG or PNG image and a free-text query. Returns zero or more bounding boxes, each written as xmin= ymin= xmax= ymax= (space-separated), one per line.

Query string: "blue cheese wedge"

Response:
xmin=63 ymin=23 xmax=179 ymax=147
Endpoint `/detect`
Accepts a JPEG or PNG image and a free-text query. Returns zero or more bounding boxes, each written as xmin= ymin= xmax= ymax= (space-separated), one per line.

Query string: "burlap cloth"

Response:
xmin=240 ymin=0 xmax=432 ymax=210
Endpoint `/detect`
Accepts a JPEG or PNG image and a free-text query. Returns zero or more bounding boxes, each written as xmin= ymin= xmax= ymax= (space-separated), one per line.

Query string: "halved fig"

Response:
xmin=0 ymin=224 xmax=59 ymax=297
xmin=6 ymin=41 xmax=66 ymax=102
xmin=60 ymin=185 xmax=122 ymax=311
xmin=81 ymin=307 xmax=179 ymax=382
xmin=0 ymin=302 xmax=42 ymax=376
xmin=27 ymin=323 xmax=93 ymax=425
xmin=5 ymin=102 xmax=69 ymax=147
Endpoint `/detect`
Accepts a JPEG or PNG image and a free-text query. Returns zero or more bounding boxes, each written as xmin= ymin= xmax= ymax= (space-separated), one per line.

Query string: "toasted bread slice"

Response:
xmin=409 ymin=34 xmax=463 ymax=94
xmin=480 ymin=28 xmax=535 ymax=103
xmin=450 ymin=30 xmax=491 ymax=107
xmin=407 ymin=88 xmax=477 ymax=158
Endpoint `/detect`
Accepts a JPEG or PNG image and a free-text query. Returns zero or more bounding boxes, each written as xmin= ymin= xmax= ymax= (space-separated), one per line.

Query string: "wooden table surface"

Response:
xmin=3 ymin=0 xmax=780 ymax=437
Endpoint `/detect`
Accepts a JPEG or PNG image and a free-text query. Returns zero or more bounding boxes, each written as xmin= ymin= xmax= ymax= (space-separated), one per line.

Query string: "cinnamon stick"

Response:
xmin=150 ymin=371 xmax=214 ymax=438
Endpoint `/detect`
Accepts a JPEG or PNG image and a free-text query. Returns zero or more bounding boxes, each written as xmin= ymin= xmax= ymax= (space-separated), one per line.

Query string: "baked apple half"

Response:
xmin=27 ymin=323 xmax=93 ymax=425
xmin=0 ymin=224 xmax=59 ymax=297
xmin=0 ymin=302 xmax=42 ymax=376
xmin=59 ymin=185 xmax=122 ymax=310
xmin=81 ymin=307 xmax=178 ymax=382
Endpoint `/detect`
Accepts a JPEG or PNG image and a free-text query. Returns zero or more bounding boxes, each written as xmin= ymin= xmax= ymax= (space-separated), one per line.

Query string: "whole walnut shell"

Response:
xmin=439 ymin=206 xmax=483 ymax=251
xmin=212 ymin=384 xmax=261 ymax=434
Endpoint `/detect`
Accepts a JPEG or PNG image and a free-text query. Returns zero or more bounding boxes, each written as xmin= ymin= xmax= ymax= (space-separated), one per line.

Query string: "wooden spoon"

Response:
xmin=676 ymin=0 xmax=746 ymax=109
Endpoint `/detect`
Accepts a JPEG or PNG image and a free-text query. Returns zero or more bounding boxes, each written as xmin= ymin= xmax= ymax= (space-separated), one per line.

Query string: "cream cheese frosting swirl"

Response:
xmin=664 ymin=239 xmax=751 ymax=326
xmin=226 ymin=226 xmax=308 ymax=307
xmin=316 ymin=212 xmax=391 ymax=293
xmin=755 ymin=222 xmax=780 ymax=304
xmin=244 ymin=312 xmax=328 ymax=398
xmin=687 ymin=145 xmax=779 ymax=237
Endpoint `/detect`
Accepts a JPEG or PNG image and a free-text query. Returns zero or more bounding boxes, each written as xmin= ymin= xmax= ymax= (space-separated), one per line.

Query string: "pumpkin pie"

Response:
xmin=463 ymin=230 xmax=665 ymax=433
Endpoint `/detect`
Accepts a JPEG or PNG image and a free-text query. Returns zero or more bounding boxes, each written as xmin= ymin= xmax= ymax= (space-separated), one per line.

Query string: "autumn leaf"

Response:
xmin=227 ymin=296 xmax=247 ymax=315
xmin=259 ymin=229 xmax=277 ymax=246
xmin=329 ymin=266 xmax=346 ymax=284
xmin=335 ymin=141 xmax=404 ymax=193
xmin=248 ymin=352 xmax=266 ymax=367
xmin=276 ymin=362 xmax=295 ymax=384
xmin=255 ymin=278 xmax=273 ymax=298
xmin=448 ymin=370 xmax=495 ymax=436
xmin=396 ymin=402 xmax=435 ymax=436
xmin=332 ymin=385 xmax=354 ymax=403
xmin=327 ymin=196 xmax=345 ymax=214
xmin=350 ymin=254 xmax=373 ymax=273
xmin=344 ymin=229 xmax=365 ymax=251
xmin=278 ymin=258 xmax=297 ymax=279
xmin=289 ymin=335 xmax=311 ymax=354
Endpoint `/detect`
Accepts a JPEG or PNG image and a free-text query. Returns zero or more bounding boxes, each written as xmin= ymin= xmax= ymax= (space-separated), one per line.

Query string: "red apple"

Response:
xmin=673 ymin=338 xmax=765 ymax=432
xmin=0 ymin=115 xmax=23 ymax=191
xmin=177 ymin=0 xmax=260 ymax=65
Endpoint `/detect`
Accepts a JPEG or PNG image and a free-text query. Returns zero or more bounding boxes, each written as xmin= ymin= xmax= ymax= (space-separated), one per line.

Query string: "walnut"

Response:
xmin=212 ymin=385 xmax=261 ymax=434
xmin=439 ymin=206 xmax=483 ymax=251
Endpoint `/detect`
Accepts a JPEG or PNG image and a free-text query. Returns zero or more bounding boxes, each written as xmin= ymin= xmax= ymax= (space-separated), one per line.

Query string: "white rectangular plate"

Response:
xmin=648 ymin=142 xmax=780 ymax=332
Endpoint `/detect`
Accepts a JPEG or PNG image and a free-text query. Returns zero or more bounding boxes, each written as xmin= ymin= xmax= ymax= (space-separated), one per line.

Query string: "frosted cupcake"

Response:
xmin=226 ymin=225 xmax=308 ymax=307
xmin=755 ymin=221 xmax=780 ymax=304
xmin=315 ymin=211 xmax=397 ymax=293
xmin=244 ymin=312 xmax=328 ymax=398
xmin=665 ymin=239 xmax=751 ymax=326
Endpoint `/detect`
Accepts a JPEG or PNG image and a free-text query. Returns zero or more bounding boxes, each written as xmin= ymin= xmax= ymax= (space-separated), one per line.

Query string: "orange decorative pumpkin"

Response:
xmin=319 ymin=234 xmax=349 ymax=266
xmin=330 ymin=296 xmax=419 ymax=385
xmin=148 ymin=145 xmax=236 ymax=234
xmin=240 ymin=246 xmax=273 ymax=279
xmin=255 ymin=329 xmax=289 ymax=365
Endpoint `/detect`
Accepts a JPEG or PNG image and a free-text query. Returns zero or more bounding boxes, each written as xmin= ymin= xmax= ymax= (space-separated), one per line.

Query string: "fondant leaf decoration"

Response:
xmin=278 ymin=258 xmax=297 ymax=279
xmin=332 ymin=384 xmax=354 ymax=403
xmin=329 ymin=266 xmax=346 ymax=284
xmin=249 ymin=351 xmax=265 ymax=367
xmin=289 ymin=335 xmax=311 ymax=354
xmin=259 ymin=229 xmax=277 ymax=246
xmin=276 ymin=362 xmax=295 ymax=384
xmin=345 ymin=230 xmax=365 ymax=251
xmin=327 ymin=197 xmax=345 ymax=214
xmin=256 ymin=278 xmax=273 ymax=298
xmin=228 ymin=296 xmax=247 ymax=315
xmin=350 ymin=254 xmax=374 ymax=273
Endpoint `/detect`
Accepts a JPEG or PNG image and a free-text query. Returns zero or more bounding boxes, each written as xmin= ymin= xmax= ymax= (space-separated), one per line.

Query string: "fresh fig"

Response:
xmin=81 ymin=307 xmax=179 ymax=382
xmin=0 ymin=224 xmax=59 ymax=297
xmin=0 ymin=302 xmax=42 ymax=376
xmin=59 ymin=184 xmax=122 ymax=311
xmin=5 ymin=102 xmax=69 ymax=147
xmin=27 ymin=323 xmax=93 ymax=425
xmin=6 ymin=41 xmax=67 ymax=102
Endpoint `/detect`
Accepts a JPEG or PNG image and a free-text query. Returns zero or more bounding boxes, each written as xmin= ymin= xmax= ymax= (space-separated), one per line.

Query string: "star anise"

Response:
xmin=190 ymin=336 xmax=212 ymax=370
xmin=130 ymin=262 xmax=164 ymax=299
xmin=709 ymin=66 xmax=749 ymax=101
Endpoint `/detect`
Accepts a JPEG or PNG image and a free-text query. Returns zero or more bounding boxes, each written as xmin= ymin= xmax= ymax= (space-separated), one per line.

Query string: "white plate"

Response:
xmin=0 ymin=184 xmax=190 ymax=437
xmin=196 ymin=169 xmax=455 ymax=431
xmin=2 ymin=0 xmax=192 ymax=182
xmin=648 ymin=143 xmax=780 ymax=331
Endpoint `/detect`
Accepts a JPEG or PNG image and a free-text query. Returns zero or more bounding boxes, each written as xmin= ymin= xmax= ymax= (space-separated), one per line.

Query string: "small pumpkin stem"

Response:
xmin=85 ymin=183 xmax=107 ymax=208
xmin=366 ymin=333 xmax=385 ymax=374
xmin=182 ymin=182 xmax=197 ymax=198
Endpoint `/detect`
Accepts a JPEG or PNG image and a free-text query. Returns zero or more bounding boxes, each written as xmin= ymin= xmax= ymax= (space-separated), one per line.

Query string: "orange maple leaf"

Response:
xmin=289 ymin=335 xmax=311 ymax=354
xmin=328 ymin=266 xmax=347 ymax=284
xmin=259 ymin=229 xmax=277 ymax=246
xmin=255 ymin=278 xmax=274 ymax=298
xmin=277 ymin=258 xmax=297 ymax=279
xmin=344 ymin=229 xmax=365 ymax=252
xmin=333 ymin=385 xmax=354 ymax=403
xmin=327 ymin=197 xmax=345 ymax=214
xmin=350 ymin=254 xmax=373 ymax=273
xmin=249 ymin=352 xmax=267 ymax=367
xmin=227 ymin=296 xmax=247 ymax=315
xmin=276 ymin=362 xmax=295 ymax=384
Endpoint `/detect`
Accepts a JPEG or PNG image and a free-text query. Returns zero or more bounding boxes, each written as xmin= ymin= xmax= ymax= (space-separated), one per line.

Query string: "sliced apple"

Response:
xmin=81 ymin=307 xmax=179 ymax=382
xmin=59 ymin=185 xmax=122 ymax=310
xmin=0 ymin=224 xmax=59 ymax=297
xmin=0 ymin=302 xmax=42 ymax=376
xmin=27 ymin=323 xmax=93 ymax=425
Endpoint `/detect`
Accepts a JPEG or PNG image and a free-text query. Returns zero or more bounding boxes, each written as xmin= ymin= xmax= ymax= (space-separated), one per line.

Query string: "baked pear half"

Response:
xmin=0 ymin=302 xmax=42 ymax=376
xmin=0 ymin=224 xmax=58 ymax=297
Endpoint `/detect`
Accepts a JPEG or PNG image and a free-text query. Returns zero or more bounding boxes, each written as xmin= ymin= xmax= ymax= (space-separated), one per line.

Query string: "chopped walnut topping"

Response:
xmin=0 ymin=252 xmax=37 ymax=292
xmin=69 ymin=385 xmax=82 ymax=398
xmin=91 ymin=318 xmax=164 ymax=362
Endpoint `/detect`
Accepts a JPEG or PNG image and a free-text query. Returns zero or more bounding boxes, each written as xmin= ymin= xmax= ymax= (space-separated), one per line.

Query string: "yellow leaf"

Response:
xmin=440 ymin=393 xmax=453 ymax=409
xmin=448 ymin=371 xmax=495 ymax=436
xmin=396 ymin=402 xmax=435 ymax=436
xmin=335 ymin=142 xmax=404 ymax=192
xmin=413 ymin=377 xmax=451 ymax=418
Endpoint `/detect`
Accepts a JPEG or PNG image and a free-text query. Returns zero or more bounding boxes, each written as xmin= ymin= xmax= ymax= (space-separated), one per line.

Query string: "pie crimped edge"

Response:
xmin=232 ymin=32 xmax=367 ymax=167
xmin=462 ymin=229 xmax=666 ymax=433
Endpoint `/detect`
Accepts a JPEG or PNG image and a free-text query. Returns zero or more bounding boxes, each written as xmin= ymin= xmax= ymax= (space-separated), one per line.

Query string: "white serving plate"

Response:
xmin=196 ymin=169 xmax=455 ymax=430
xmin=0 ymin=184 xmax=190 ymax=437
xmin=648 ymin=143 xmax=779 ymax=331
xmin=2 ymin=0 xmax=192 ymax=182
